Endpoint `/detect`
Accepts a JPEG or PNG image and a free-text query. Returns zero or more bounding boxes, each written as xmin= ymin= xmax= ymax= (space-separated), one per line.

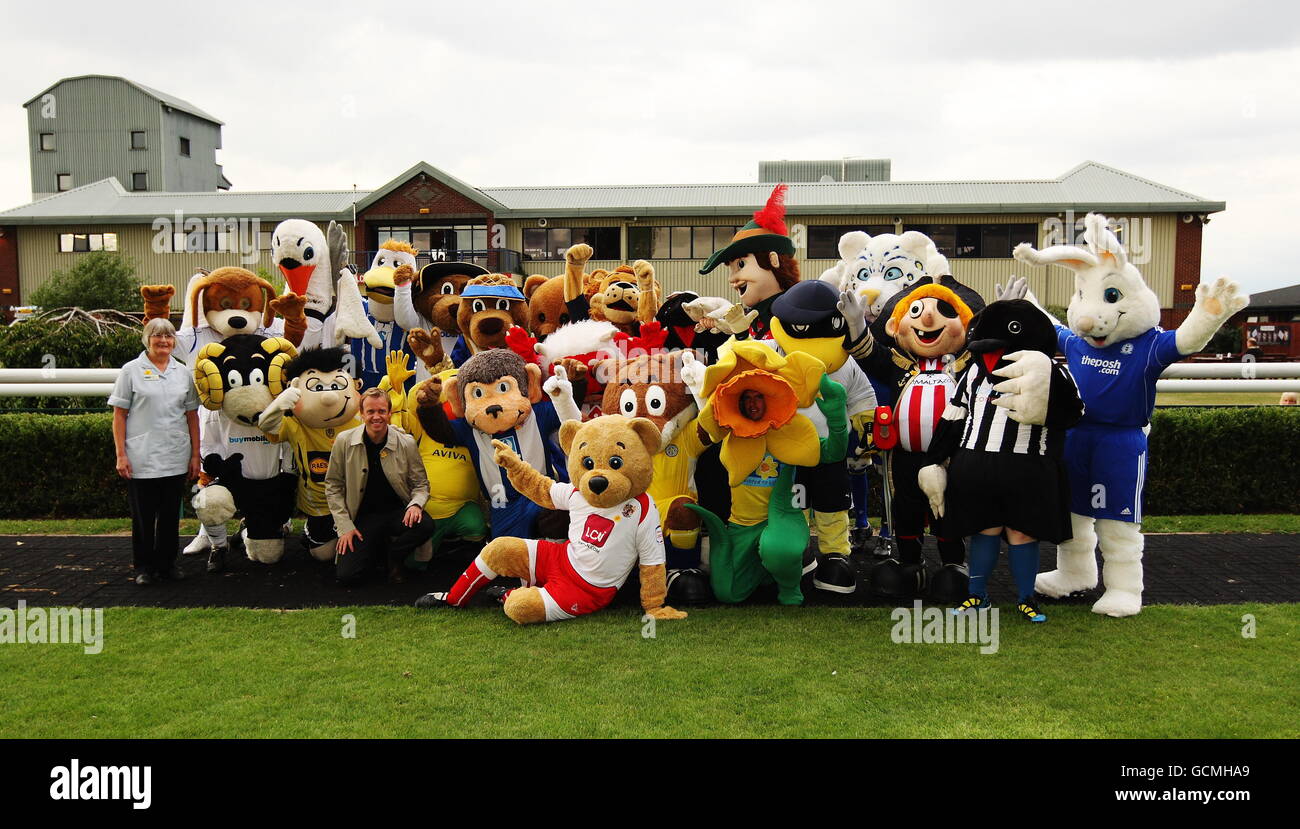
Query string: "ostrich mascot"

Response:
xmin=270 ymin=219 xmax=381 ymax=354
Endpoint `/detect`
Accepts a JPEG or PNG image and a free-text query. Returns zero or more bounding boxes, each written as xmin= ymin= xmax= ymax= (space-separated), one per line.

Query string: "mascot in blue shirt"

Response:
xmin=1013 ymin=213 xmax=1248 ymax=616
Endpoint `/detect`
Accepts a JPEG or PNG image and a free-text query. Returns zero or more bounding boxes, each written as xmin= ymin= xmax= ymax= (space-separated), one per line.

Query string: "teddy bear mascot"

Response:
xmin=270 ymin=219 xmax=381 ymax=353
xmin=410 ymin=348 xmax=582 ymax=540
xmin=141 ymin=266 xmax=309 ymax=557
xmin=191 ymin=334 xmax=300 ymax=569
xmin=444 ymin=274 xmax=531 ymax=367
xmin=678 ymin=340 xmax=847 ymax=606
xmin=839 ymin=281 xmax=984 ymax=603
xmin=254 ymin=346 xmax=365 ymax=561
xmin=560 ymin=244 xmax=662 ymax=337
xmin=393 ymin=260 xmax=489 ymax=376
xmin=1012 ymin=213 xmax=1249 ymax=616
xmin=756 ymin=279 xmax=879 ymax=595
xmin=917 ymin=298 xmax=1084 ymax=622
xmin=414 ymin=415 xmax=687 ymax=625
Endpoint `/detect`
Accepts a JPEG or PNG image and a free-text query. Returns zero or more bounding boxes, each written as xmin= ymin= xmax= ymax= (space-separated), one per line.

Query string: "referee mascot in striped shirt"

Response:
xmin=918 ymin=298 xmax=1084 ymax=622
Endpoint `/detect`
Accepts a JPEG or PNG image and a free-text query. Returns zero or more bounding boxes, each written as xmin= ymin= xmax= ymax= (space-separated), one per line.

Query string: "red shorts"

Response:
xmin=527 ymin=539 xmax=618 ymax=621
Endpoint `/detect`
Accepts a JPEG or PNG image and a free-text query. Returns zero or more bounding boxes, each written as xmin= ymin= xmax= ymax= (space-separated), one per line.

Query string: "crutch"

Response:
xmin=871 ymin=405 xmax=898 ymax=558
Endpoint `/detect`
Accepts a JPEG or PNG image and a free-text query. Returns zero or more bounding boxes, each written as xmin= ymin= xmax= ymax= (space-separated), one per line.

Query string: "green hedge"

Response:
xmin=0 ymin=408 xmax=1296 ymax=519
xmin=0 ymin=413 xmax=130 ymax=518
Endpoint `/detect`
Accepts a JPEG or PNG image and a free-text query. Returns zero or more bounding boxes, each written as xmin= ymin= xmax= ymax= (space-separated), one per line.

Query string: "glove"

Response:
xmin=918 ymin=464 xmax=947 ymax=518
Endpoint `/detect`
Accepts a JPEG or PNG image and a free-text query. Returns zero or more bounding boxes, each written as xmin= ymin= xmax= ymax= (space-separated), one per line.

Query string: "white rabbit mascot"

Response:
xmin=820 ymin=230 xmax=949 ymax=323
xmin=1013 ymin=213 xmax=1249 ymax=616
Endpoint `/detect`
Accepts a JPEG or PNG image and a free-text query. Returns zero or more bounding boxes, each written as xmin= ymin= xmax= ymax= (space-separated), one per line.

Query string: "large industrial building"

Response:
xmin=1 ymin=77 xmax=1226 ymax=327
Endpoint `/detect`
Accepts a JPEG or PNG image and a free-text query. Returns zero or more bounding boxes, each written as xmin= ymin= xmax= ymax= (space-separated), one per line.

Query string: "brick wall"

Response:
xmin=356 ymin=173 xmax=494 ymax=253
xmin=0 ymin=226 xmax=19 ymax=320
xmin=1165 ymin=216 xmax=1203 ymax=328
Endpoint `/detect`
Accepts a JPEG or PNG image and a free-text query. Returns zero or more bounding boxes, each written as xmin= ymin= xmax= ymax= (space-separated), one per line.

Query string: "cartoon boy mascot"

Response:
xmin=256 ymin=346 xmax=364 ymax=561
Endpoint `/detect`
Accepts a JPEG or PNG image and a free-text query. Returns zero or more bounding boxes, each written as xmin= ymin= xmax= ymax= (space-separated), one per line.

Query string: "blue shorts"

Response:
xmin=1065 ymin=423 xmax=1148 ymax=523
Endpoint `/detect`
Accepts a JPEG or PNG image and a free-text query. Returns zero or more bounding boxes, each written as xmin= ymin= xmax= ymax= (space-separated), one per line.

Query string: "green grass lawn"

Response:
xmin=1 ymin=603 xmax=1295 ymax=738
xmin=1155 ymin=391 xmax=1289 ymax=406
xmin=5 ymin=514 xmax=1297 ymax=535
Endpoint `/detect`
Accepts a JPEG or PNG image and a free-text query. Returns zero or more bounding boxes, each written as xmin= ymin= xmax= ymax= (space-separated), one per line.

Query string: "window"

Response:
xmin=58 ymin=233 xmax=118 ymax=253
xmin=626 ymin=226 xmax=737 ymax=260
xmin=39 ymin=133 xmax=54 ymax=151
xmin=179 ymin=137 xmax=190 ymax=157
xmin=170 ymin=229 xmax=230 ymax=253
xmin=130 ymin=130 xmax=147 ymax=150
xmin=56 ymin=173 xmax=72 ymax=192
xmin=131 ymin=172 xmax=148 ymax=191
xmin=806 ymin=225 xmax=896 ymax=258
xmin=903 ymin=223 xmax=1038 ymax=258
xmin=522 ymin=227 xmax=619 ymax=260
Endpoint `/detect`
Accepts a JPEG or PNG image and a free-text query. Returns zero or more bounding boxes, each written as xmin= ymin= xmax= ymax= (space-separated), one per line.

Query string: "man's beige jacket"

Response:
xmin=325 ymin=425 xmax=430 ymax=536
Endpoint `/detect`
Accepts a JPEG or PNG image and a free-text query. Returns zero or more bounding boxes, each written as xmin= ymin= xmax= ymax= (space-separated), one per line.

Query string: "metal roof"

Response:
xmin=24 ymin=75 xmax=225 ymax=126
xmin=478 ymin=162 xmax=1225 ymax=217
xmin=0 ymin=178 xmax=358 ymax=224
xmin=1246 ymin=283 xmax=1300 ymax=309
xmin=0 ymin=161 xmax=1225 ymax=225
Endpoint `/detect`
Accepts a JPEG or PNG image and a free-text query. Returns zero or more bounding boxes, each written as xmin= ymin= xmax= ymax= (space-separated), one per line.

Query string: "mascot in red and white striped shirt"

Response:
xmin=847 ymin=283 xmax=977 ymax=601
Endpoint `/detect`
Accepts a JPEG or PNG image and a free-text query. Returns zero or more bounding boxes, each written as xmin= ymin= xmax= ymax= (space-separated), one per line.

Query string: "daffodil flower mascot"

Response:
xmin=680 ymin=342 xmax=847 ymax=606
xmin=1012 ymin=213 xmax=1249 ymax=616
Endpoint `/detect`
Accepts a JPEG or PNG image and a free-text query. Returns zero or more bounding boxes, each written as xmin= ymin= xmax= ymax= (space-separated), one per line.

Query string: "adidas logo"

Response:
xmin=1120 ymin=508 xmax=1132 ymax=515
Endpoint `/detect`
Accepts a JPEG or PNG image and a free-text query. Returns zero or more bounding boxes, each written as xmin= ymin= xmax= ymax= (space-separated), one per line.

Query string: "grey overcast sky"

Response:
xmin=3 ymin=0 xmax=1298 ymax=294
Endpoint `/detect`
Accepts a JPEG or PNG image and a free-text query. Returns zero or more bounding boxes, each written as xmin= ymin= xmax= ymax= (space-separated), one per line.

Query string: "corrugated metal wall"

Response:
xmin=17 ymin=222 xmax=356 ymax=310
xmin=16 ymin=213 xmax=1173 ymax=314
xmin=27 ymin=78 xmax=162 ymax=198
xmin=503 ymin=213 xmax=1176 ymax=306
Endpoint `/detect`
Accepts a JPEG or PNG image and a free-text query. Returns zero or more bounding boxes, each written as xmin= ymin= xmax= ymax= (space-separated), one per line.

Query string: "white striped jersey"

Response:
xmin=951 ymin=362 xmax=1072 ymax=457
xmin=895 ymin=357 xmax=955 ymax=453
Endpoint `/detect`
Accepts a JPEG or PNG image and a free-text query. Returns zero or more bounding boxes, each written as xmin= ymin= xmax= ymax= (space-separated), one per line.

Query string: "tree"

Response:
xmin=29 ymin=251 xmax=142 ymax=312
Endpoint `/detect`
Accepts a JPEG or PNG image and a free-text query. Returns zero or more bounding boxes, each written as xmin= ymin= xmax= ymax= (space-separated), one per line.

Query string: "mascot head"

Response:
xmin=445 ymin=348 xmax=542 ymax=436
xmin=282 ymin=346 xmax=363 ymax=430
xmin=194 ymin=334 xmax=297 ymax=426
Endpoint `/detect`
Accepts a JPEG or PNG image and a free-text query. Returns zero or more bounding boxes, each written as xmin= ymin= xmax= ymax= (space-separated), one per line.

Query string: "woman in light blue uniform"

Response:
xmin=109 ymin=317 xmax=202 ymax=584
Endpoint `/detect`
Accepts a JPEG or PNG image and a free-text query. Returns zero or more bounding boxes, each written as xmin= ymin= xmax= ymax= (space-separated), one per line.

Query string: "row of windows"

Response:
xmin=627 ymin=226 xmax=738 ymax=260
xmin=903 ymin=224 xmax=1039 ymax=259
xmin=58 ymin=233 xmax=118 ymax=253
xmin=375 ymin=225 xmax=489 ymax=254
xmin=807 ymin=224 xmax=1040 ymax=259
xmin=807 ymin=225 xmax=895 ymax=258
xmin=522 ymin=227 xmax=619 ymax=261
xmin=40 ymin=132 xmax=190 ymax=156
xmin=48 ymin=223 xmax=1047 ymax=259
xmin=55 ymin=171 xmax=149 ymax=192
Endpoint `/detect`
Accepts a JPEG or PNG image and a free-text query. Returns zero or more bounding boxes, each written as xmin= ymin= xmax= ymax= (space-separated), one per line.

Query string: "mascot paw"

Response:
xmin=269 ymin=292 xmax=307 ymax=320
xmin=543 ymin=364 xmax=573 ymax=399
xmin=1196 ymin=276 xmax=1250 ymax=319
xmin=917 ymin=464 xmax=947 ymax=519
xmin=193 ymin=485 xmax=237 ymax=526
xmin=1035 ymin=567 xmax=1098 ymax=598
xmin=140 ymin=284 xmax=176 ymax=303
xmin=415 ymin=377 xmax=443 ymax=408
xmin=1092 ymin=588 xmax=1142 ymax=617
xmin=491 ymin=439 xmax=521 ymax=468
xmin=393 ymin=264 xmax=415 ymax=287
xmin=566 ymin=243 xmax=594 ymax=265
xmin=645 ymin=605 xmax=688 ymax=620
